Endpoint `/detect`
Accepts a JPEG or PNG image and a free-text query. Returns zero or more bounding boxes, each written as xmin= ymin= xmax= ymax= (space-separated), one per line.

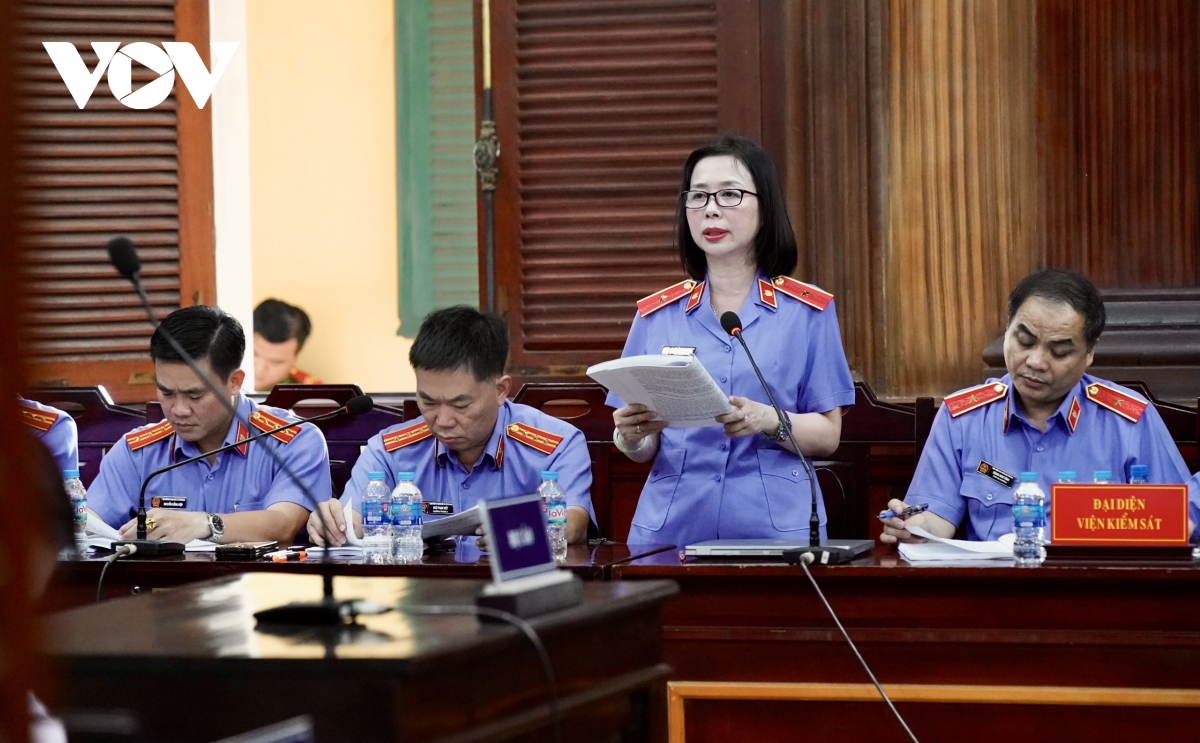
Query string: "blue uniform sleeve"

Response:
xmin=41 ymin=415 xmax=79 ymax=473
xmin=605 ymin=310 xmax=652 ymax=410
xmin=546 ymin=427 xmax=596 ymax=526
xmin=799 ymin=299 xmax=856 ymax=414
xmin=86 ymin=439 xmax=143 ymax=529
xmin=1133 ymin=404 xmax=1197 ymax=536
xmin=262 ymin=423 xmax=332 ymax=512
xmin=904 ymin=405 xmax=967 ymax=528
xmin=341 ymin=434 xmax=397 ymax=512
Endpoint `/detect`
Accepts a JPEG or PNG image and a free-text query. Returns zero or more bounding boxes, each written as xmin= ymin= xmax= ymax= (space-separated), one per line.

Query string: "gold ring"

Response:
xmin=635 ymin=424 xmax=642 ymax=435
xmin=742 ymin=412 xmax=748 ymax=422
xmin=146 ymin=517 xmax=157 ymax=532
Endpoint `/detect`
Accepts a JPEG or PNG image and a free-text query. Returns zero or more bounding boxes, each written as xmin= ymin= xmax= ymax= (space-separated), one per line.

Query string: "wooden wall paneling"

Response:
xmin=174 ymin=0 xmax=214 ymax=310
xmin=1036 ymin=0 xmax=1200 ymax=287
xmin=881 ymin=0 xmax=1038 ymax=398
xmin=775 ymin=0 xmax=884 ymax=392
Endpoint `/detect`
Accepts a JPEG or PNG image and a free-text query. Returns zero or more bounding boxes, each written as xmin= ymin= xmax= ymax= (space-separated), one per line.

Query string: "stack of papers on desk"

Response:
xmin=85 ymin=513 xmax=216 ymax=552
xmin=305 ymin=502 xmax=483 ymax=558
xmin=897 ymin=525 xmax=1014 ymax=562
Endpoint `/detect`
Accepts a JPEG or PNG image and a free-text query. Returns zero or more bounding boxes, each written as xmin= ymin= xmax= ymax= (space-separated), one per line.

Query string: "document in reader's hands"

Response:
xmin=587 ymin=354 xmax=736 ymax=428
xmin=897 ymin=524 xmax=1014 ymax=562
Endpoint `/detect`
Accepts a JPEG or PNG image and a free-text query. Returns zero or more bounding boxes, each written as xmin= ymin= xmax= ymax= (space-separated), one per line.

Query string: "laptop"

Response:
xmin=685 ymin=538 xmax=874 ymax=559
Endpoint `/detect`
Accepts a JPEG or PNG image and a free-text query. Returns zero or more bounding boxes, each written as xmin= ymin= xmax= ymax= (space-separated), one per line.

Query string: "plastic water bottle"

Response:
xmin=64 ymin=470 xmax=88 ymax=557
xmin=391 ymin=472 xmax=424 ymax=564
xmin=361 ymin=471 xmax=392 ymax=564
xmin=538 ymin=471 xmax=568 ymax=563
xmin=1094 ymin=470 xmax=1113 ymax=484
xmin=1129 ymin=464 xmax=1148 ymax=484
xmin=1057 ymin=471 xmax=1077 ymax=484
xmin=1012 ymin=471 xmax=1047 ymax=566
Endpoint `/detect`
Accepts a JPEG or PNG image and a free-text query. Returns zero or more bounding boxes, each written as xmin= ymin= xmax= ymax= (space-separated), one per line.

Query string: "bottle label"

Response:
xmin=73 ymin=496 xmax=87 ymax=524
xmin=1012 ymin=503 xmax=1045 ymax=528
xmin=392 ymin=502 xmax=423 ymax=527
xmin=547 ymin=499 xmax=567 ymax=528
xmin=363 ymin=501 xmax=385 ymax=526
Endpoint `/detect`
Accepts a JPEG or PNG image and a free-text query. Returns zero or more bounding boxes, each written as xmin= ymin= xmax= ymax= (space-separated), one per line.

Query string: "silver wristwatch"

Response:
xmin=206 ymin=512 xmax=225 ymax=542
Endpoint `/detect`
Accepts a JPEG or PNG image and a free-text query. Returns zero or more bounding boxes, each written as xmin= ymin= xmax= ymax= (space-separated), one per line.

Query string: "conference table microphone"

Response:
xmin=108 ymin=235 xmax=385 ymax=624
xmin=116 ymin=395 xmax=373 ymax=555
xmin=719 ymin=311 xmax=873 ymax=566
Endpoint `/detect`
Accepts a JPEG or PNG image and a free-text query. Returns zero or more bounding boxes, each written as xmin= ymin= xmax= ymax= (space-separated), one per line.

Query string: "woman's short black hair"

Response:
xmin=675 ymin=134 xmax=798 ymax=281
xmin=409 ymin=305 xmax=508 ymax=382
xmin=254 ymin=298 xmax=313 ymax=349
xmin=151 ymin=305 xmax=246 ymax=380
xmin=1007 ymin=269 xmax=1107 ymax=348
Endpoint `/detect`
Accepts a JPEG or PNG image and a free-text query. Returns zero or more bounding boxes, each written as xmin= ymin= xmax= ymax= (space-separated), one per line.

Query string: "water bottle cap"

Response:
xmin=1019 ymin=471 xmax=1038 ymax=482
xmin=540 ymin=471 xmax=559 ymax=480
xmin=1058 ymin=471 xmax=1077 ymax=481
xmin=397 ymin=472 xmax=417 ymax=481
xmin=64 ymin=470 xmax=80 ymax=479
xmin=1130 ymin=465 xmax=1149 ymax=477
xmin=367 ymin=471 xmax=386 ymax=481
xmin=1094 ymin=470 xmax=1113 ymax=480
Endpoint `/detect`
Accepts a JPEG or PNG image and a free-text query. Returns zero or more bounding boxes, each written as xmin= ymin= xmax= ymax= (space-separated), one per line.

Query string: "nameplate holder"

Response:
xmin=1049 ymin=483 xmax=1189 ymax=547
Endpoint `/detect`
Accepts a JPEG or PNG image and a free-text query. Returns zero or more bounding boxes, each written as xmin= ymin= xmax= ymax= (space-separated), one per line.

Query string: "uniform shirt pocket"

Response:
xmin=632 ymin=449 xmax=687 ymax=531
xmin=959 ymin=471 xmax=1014 ymax=540
xmin=757 ymin=448 xmax=810 ymax=532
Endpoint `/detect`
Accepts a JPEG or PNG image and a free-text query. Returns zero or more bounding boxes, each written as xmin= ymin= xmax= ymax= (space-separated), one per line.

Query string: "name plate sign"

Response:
xmin=1050 ymin=484 xmax=1189 ymax=546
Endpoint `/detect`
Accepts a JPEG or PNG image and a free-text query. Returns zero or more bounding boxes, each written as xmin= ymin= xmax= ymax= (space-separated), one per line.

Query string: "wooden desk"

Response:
xmin=42 ymin=573 xmax=678 ymax=743
xmin=613 ymin=547 xmax=1200 ymax=742
xmin=49 ymin=542 xmax=675 ymax=609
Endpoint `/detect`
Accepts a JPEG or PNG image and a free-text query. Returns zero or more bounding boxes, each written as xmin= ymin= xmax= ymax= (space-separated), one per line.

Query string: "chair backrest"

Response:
xmin=1118 ymin=381 xmax=1198 ymax=472
xmin=28 ymin=386 xmax=144 ymax=487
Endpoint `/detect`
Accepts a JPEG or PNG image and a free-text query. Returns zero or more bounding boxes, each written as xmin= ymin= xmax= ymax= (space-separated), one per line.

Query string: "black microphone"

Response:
xmin=720 ymin=311 xmax=872 ymax=566
xmin=109 ymin=236 xmax=371 ymax=622
xmin=122 ymin=395 xmax=372 ymax=547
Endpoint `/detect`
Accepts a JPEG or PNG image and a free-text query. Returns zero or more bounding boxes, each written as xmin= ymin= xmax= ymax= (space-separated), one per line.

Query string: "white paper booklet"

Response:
xmin=896 ymin=525 xmax=1014 ymax=562
xmin=84 ymin=512 xmax=215 ymax=552
xmin=586 ymin=354 xmax=735 ymax=427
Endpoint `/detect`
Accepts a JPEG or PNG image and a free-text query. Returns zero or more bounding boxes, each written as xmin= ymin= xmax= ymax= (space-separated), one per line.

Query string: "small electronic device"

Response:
xmin=214 ymin=541 xmax=279 ymax=560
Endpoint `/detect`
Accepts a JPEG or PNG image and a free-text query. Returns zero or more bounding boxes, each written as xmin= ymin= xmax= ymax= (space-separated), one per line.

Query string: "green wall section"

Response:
xmin=396 ymin=0 xmax=479 ymax=337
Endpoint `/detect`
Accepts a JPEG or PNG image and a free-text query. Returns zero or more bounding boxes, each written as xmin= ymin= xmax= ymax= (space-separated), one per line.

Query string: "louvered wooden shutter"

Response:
xmin=398 ymin=0 xmax=479 ymax=335
xmin=490 ymin=0 xmax=723 ymax=372
xmin=17 ymin=0 xmax=214 ymax=403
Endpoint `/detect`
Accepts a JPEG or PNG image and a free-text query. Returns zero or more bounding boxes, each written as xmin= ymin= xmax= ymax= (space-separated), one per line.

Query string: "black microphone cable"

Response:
xmin=794 ymin=552 xmax=920 ymax=743
xmin=96 ymin=543 xmax=137 ymax=602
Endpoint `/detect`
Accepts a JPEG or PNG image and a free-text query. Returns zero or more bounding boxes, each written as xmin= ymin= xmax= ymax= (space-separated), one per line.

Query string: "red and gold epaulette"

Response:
xmin=1085 ymin=382 xmax=1147 ymax=423
xmin=125 ymin=420 xmax=174 ymax=451
xmin=944 ymin=382 xmax=1008 ymax=418
xmin=249 ymin=409 xmax=299 ymax=444
xmin=383 ymin=421 xmax=432 ymax=452
xmin=506 ymin=422 xmax=563 ymax=455
xmin=637 ymin=279 xmax=700 ymax=318
xmin=20 ymin=405 xmax=59 ymax=432
xmin=770 ymin=276 xmax=833 ymax=311
xmin=286 ymin=368 xmax=323 ymax=385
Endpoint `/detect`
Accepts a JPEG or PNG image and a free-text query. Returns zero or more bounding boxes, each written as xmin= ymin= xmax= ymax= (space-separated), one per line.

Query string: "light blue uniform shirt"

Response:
xmin=20 ymin=397 xmax=78 ymax=473
xmin=906 ymin=374 xmax=1195 ymax=541
xmin=606 ymin=275 xmax=856 ymax=547
xmin=341 ymin=400 xmax=597 ymax=526
xmin=87 ymin=394 xmax=332 ymax=528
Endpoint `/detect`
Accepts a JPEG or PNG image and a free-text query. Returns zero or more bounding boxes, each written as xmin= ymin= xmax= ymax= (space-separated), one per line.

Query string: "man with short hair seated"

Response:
xmin=253 ymin=298 xmax=322 ymax=389
xmin=882 ymin=269 xmax=1196 ymax=544
xmin=88 ymin=306 xmax=332 ymax=545
xmin=308 ymin=305 xmax=595 ymax=547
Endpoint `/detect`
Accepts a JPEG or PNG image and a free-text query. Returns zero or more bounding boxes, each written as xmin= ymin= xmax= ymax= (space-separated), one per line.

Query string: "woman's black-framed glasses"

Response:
xmin=681 ymin=189 xmax=758 ymax=210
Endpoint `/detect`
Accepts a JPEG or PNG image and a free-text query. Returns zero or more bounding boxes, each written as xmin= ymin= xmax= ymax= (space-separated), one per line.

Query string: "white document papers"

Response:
xmin=896 ymin=525 xmax=1014 ymax=562
xmin=305 ymin=501 xmax=483 ymax=558
xmin=84 ymin=513 xmax=215 ymax=552
xmin=586 ymin=354 xmax=735 ymax=427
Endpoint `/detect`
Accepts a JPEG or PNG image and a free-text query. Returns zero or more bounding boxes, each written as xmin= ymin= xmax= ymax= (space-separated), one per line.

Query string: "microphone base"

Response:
xmin=784 ymin=539 xmax=875 ymax=566
xmin=112 ymin=540 xmax=186 ymax=558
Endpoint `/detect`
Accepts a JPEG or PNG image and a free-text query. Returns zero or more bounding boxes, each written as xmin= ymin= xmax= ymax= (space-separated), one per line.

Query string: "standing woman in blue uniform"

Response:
xmin=607 ymin=135 xmax=856 ymax=547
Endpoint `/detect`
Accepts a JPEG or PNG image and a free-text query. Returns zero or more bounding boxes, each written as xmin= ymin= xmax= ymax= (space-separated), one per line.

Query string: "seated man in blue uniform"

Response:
xmin=87 ymin=306 xmax=332 ymax=544
xmin=882 ymin=269 xmax=1195 ymax=544
xmin=308 ymin=305 xmax=595 ymax=547
xmin=19 ymin=396 xmax=78 ymax=474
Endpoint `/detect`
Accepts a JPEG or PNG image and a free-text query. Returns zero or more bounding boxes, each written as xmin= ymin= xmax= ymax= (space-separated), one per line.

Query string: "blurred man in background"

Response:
xmin=253 ymin=298 xmax=322 ymax=389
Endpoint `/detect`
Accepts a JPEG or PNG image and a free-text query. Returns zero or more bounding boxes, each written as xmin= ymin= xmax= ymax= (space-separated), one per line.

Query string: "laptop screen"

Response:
xmin=479 ymin=494 xmax=556 ymax=582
